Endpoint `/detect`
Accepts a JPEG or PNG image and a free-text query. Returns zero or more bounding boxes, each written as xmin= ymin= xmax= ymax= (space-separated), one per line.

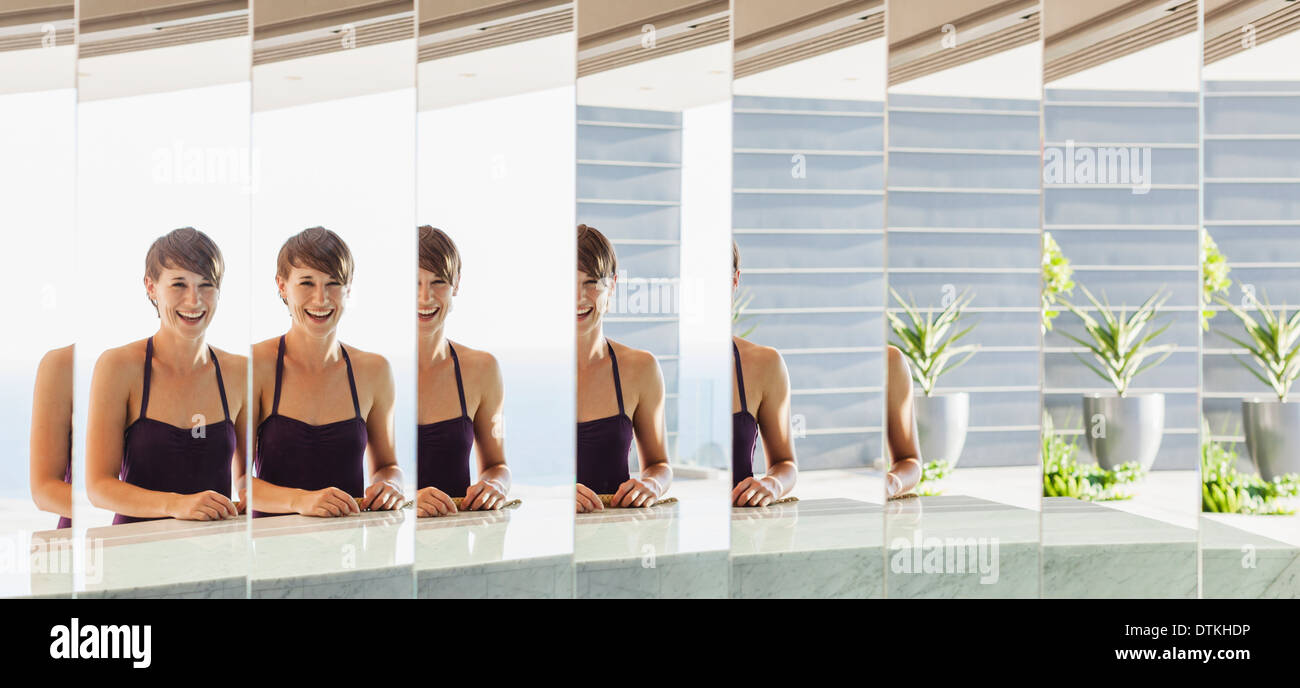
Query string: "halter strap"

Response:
xmin=140 ymin=337 xmax=155 ymax=417
xmin=210 ymin=346 xmax=231 ymax=422
xmin=448 ymin=342 xmax=469 ymax=419
xmin=607 ymin=340 xmax=625 ymax=417
xmin=271 ymin=335 xmax=286 ymax=415
xmin=733 ymin=340 xmax=749 ymax=414
xmin=339 ymin=344 xmax=362 ymax=419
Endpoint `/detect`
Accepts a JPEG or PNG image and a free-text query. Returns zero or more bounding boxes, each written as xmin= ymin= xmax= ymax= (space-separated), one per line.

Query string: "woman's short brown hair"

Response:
xmin=276 ymin=227 xmax=354 ymax=285
xmin=418 ymin=225 xmax=461 ymax=284
xmin=577 ymin=224 xmax=617 ymax=282
xmin=732 ymin=239 xmax=740 ymax=275
xmin=145 ymin=227 xmax=224 ymax=288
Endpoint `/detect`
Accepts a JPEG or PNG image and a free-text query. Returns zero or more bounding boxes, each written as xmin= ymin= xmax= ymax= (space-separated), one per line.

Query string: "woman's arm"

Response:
xmin=885 ymin=345 xmax=922 ymax=498
xmin=464 ymin=352 xmax=510 ymax=509
xmin=361 ymin=353 xmax=404 ymax=510
xmin=748 ymin=347 xmax=797 ymax=502
xmin=86 ymin=348 xmax=235 ymax=521
xmin=29 ymin=346 xmax=74 ymax=520
xmin=228 ymin=353 xmax=248 ymax=513
xmin=613 ymin=350 xmax=672 ymax=506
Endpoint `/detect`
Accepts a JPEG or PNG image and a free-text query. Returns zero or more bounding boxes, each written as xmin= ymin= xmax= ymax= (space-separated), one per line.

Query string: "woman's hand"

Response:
xmin=361 ymin=480 xmax=403 ymax=511
xmin=462 ymin=479 xmax=506 ymax=511
xmin=291 ymin=487 xmax=359 ymax=517
xmin=416 ymin=486 xmax=457 ymax=517
xmin=167 ymin=490 xmax=238 ymax=521
xmin=611 ymin=477 xmax=660 ymax=508
xmin=575 ymin=483 xmax=602 ymax=513
xmin=732 ymin=476 xmax=780 ymax=507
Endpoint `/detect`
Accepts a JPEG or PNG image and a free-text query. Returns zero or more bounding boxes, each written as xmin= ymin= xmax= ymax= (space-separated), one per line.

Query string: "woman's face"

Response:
xmin=277 ymin=265 xmax=348 ymax=335
xmin=417 ymin=267 xmax=456 ymax=334
xmin=145 ymin=267 xmax=218 ymax=337
xmin=576 ymin=269 xmax=614 ymax=336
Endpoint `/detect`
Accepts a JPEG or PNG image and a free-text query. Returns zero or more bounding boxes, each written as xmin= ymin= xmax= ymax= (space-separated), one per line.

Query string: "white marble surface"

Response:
xmin=919 ymin=465 xmax=1042 ymax=510
xmin=884 ymin=495 xmax=1040 ymax=598
xmin=574 ymin=477 xmax=730 ymax=598
xmin=415 ymin=491 xmax=573 ymax=598
xmin=0 ymin=527 xmax=74 ymax=598
xmin=72 ymin=516 xmax=248 ymax=598
xmin=1200 ymin=513 xmax=1300 ymax=599
xmin=731 ymin=497 xmax=883 ymax=598
xmin=1041 ymin=497 xmax=1196 ymax=598
xmin=251 ymin=509 xmax=413 ymax=599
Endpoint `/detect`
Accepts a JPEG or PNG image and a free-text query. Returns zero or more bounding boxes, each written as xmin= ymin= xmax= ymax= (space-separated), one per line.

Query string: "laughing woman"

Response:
xmin=415 ymin=226 xmax=510 ymax=517
xmin=251 ymin=227 xmax=403 ymax=518
xmin=574 ymin=224 xmax=672 ymax=513
xmin=86 ymin=228 xmax=246 ymax=524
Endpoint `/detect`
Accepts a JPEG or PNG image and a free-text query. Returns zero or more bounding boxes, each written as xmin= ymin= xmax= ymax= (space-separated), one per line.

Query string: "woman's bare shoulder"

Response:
xmin=608 ymin=339 xmax=662 ymax=385
xmin=341 ymin=344 xmax=392 ymax=378
xmin=448 ymin=341 xmax=500 ymax=379
xmin=734 ymin=336 xmax=784 ymax=369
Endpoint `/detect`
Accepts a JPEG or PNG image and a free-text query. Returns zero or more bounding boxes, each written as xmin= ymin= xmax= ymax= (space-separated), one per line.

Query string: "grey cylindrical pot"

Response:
xmin=1242 ymin=399 xmax=1300 ymax=481
xmin=913 ymin=392 xmax=970 ymax=468
xmin=1081 ymin=393 xmax=1165 ymax=471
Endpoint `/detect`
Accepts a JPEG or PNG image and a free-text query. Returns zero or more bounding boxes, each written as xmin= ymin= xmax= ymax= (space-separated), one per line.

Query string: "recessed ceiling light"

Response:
xmin=844 ymin=76 xmax=859 ymax=81
xmin=285 ymin=75 xmax=302 ymax=80
xmin=639 ymin=86 xmax=654 ymax=91
xmin=459 ymin=72 xmax=476 ymax=78
xmin=708 ymin=69 xmax=724 ymax=75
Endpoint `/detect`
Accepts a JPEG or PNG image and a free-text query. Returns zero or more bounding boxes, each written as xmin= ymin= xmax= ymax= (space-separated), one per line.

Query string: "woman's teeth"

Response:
xmin=177 ymin=310 xmax=205 ymax=322
xmin=305 ymin=308 xmax=333 ymax=319
xmin=577 ymin=307 xmax=593 ymax=318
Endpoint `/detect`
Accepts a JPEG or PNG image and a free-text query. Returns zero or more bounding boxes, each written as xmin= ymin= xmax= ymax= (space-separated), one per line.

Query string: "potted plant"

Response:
xmin=887 ymin=287 xmax=978 ymax=468
xmin=1059 ymin=286 xmax=1174 ymax=471
xmin=1215 ymin=292 xmax=1300 ymax=481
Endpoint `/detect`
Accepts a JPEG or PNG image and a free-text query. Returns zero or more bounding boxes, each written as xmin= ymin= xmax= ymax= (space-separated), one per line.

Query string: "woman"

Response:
xmin=30 ymin=345 xmax=74 ymax=528
xmin=730 ymin=241 xmax=798 ymax=507
xmin=415 ymin=226 xmax=510 ymax=517
xmin=731 ymin=240 xmax=921 ymax=503
xmin=85 ymin=227 xmax=246 ymax=524
xmin=251 ymin=227 xmax=403 ymax=517
xmin=574 ymin=224 xmax=672 ymax=513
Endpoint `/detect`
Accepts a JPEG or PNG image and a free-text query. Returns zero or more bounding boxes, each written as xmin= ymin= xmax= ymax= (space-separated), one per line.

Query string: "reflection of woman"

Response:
xmin=86 ymin=228 xmax=246 ymax=523
xmin=730 ymin=242 xmax=798 ymax=506
xmin=30 ymin=345 xmax=74 ymax=528
xmin=884 ymin=348 xmax=922 ymax=498
xmin=574 ymin=224 xmax=672 ymax=512
xmin=251 ymin=227 xmax=403 ymax=517
xmin=731 ymin=241 xmax=922 ymax=501
xmin=415 ymin=226 xmax=510 ymax=517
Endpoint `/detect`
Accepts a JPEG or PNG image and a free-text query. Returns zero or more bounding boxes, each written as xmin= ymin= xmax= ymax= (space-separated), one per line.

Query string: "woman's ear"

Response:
xmin=452 ymin=275 xmax=461 ymax=297
xmin=143 ymin=275 xmax=158 ymax=312
xmin=274 ymin=274 xmax=287 ymax=305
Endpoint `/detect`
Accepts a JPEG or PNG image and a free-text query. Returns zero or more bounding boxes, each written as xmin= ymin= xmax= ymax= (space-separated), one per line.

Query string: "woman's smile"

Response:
xmin=418 ymin=305 xmax=441 ymax=322
xmin=303 ymin=306 xmax=336 ymax=324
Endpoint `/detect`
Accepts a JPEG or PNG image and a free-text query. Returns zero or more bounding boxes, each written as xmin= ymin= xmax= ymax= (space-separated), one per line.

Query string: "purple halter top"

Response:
xmin=732 ymin=341 xmax=758 ymax=487
xmin=115 ymin=337 xmax=236 ymax=525
xmin=576 ymin=340 xmax=634 ymax=494
xmin=417 ymin=342 xmax=475 ymax=497
xmin=253 ymin=335 xmax=367 ymax=517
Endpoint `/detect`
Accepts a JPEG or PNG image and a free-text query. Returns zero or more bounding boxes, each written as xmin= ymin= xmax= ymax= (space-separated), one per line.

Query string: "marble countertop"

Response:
xmin=886 ymin=495 xmax=1040 ymax=544
xmin=251 ymin=509 xmax=413 ymax=581
xmin=74 ymin=516 xmax=248 ymax=595
xmin=1201 ymin=513 xmax=1300 ymax=549
xmin=574 ymin=477 xmax=730 ymax=563
xmin=730 ymin=497 xmax=882 ymax=556
xmin=1041 ymin=497 xmax=1196 ymax=545
xmin=415 ymin=495 xmax=571 ymax=570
